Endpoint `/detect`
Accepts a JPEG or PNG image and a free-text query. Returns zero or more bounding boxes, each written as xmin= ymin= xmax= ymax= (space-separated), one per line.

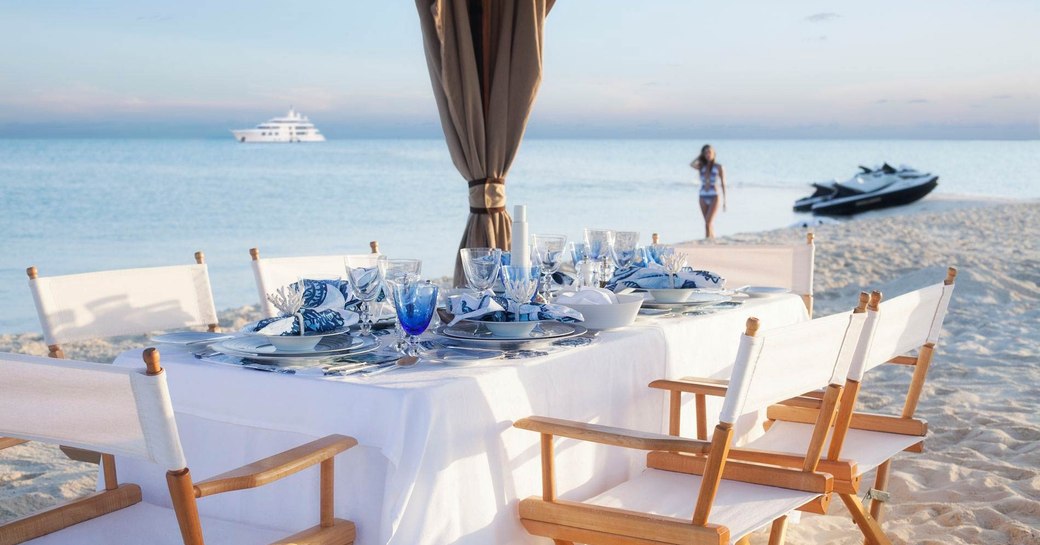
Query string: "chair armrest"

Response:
xmin=648 ymin=377 xmax=729 ymax=397
xmin=767 ymin=405 xmax=928 ymax=436
xmin=0 ymin=437 xmax=29 ymax=450
xmin=514 ymin=416 xmax=711 ymax=454
xmin=193 ymin=434 xmax=358 ymax=498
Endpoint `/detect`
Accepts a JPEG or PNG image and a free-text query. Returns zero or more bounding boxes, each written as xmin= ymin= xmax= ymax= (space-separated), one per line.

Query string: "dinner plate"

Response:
xmin=642 ymin=292 xmax=731 ymax=309
xmin=213 ymin=334 xmax=379 ymax=361
xmin=445 ymin=321 xmax=577 ymax=341
xmin=436 ymin=323 xmax=586 ymax=347
xmin=424 ymin=347 xmax=505 ymax=367
xmin=150 ymin=331 xmax=235 ymax=345
xmin=743 ymin=286 xmax=791 ymax=298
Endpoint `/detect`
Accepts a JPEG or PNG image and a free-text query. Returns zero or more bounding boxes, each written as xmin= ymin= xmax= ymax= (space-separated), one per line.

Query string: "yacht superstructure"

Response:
xmin=231 ymin=108 xmax=326 ymax=143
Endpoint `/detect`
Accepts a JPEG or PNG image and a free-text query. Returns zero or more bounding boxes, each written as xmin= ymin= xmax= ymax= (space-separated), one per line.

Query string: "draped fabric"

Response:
xmin=416 ymin=0 xmax=553 ymax=285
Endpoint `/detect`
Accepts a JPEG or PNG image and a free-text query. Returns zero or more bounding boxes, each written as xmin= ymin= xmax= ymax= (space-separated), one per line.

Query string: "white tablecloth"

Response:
xmin=112 ymin=295 xmax=807 ymax=545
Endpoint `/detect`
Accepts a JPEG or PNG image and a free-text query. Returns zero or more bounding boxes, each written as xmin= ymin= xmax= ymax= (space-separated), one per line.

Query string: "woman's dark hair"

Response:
xmin=695 ymin=144 xmax=715 ymax=172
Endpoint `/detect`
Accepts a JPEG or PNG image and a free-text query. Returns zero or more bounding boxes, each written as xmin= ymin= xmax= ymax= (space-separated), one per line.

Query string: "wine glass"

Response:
xmin=531 ymin=234 xmax=567 ymax=302
xmin=567 ymin=241 xmax=590 ymax=289
xmin=460 ymin=248 xmax=502 ymax=295
xmin=344 ymin=256 xmax=387 ymax=336
xmin=500 ymin=265 xmax=541 ymax=322
xmin=611 ymin=231 xmax=640 ymax=269
xmin=392 ymin=279 xmax=439 ymax=358
xmin=583 ymin=228 xmax=616 ymax=287
xmin=381 ymin=259 xmax=423 ymax=349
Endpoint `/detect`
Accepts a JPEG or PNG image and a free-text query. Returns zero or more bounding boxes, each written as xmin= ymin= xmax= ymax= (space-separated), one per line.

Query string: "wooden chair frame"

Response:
xmin=0 ymin=349 xmax=357 ymax=545
xmin=650 ymin=267 xmax=957 ymax=545
xmin=515 ymin=318 xmax=844 ymax=545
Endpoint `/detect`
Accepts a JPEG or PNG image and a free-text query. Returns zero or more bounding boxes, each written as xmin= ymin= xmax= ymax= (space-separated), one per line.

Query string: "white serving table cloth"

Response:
xmin=112 ymin=295 xmax=807 ymax=545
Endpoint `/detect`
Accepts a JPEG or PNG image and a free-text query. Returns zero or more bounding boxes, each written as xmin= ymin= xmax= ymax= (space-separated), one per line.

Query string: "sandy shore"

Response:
xmin=2 ymin=199 xmax=1038 ymax=544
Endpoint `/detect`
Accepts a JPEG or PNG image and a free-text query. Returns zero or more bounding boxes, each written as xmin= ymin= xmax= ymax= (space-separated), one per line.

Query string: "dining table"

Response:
xmin=111 ymin=294 xmax=808 ymax=545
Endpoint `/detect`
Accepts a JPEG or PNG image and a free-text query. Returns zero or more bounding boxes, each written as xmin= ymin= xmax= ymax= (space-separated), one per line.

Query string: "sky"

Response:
xmin=0 ymin=0 xmax=1037 ymax=139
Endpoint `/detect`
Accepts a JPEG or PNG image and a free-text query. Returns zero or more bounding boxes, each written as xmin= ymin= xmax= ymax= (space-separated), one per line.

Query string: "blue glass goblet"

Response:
xmin=392 ymin=280 xmax=439 ymax=358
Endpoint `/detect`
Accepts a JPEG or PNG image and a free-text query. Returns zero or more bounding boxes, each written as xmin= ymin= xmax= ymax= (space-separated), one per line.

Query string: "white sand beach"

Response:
xmin=2 ymin=198 xmax=1038 ymax=544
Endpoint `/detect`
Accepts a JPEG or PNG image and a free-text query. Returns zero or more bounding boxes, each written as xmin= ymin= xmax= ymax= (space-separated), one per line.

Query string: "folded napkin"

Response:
xmin=445 ymin=292 xmax=583 ymax=326
xmin=555 ymin=288 xmax=619 ymax=305
xmin=605 ymin=264 xmax=725 ymax=291
xmin=249 ymin=279 xmax=360 ymax=336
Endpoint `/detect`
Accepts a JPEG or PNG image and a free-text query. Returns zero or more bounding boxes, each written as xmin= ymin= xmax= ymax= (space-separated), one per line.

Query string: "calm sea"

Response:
xmin=1 ymin=138 xmax=1037 ymax=333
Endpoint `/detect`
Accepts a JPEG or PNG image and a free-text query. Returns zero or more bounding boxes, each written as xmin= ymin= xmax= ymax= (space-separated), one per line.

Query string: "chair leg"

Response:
xmin=167 ymin=468 xmax=205 ymax=545
xmin=868 ymin=460 xmax=892 ymax=522
xmin=840 ymin=493 xmax=892 ymax=545
xmin=552 ymin=540 xmax=574 ymax=545
xmin=735 ymin=536 xmax=752 ymax=545
xmin=768 ymin=516 xmax=788 ymax=545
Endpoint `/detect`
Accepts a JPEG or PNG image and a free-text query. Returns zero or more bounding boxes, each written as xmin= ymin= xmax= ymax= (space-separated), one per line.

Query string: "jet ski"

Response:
xmin=794 ymin=163 xmax=938 ymax=216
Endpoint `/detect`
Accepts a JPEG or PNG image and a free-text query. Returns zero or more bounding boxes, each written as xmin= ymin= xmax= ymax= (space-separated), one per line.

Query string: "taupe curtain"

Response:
xmin=416 ymin=0 xmax=553 ymax=285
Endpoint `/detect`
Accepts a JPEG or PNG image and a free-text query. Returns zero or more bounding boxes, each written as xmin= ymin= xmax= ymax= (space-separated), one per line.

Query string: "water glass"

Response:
xmin=531 ymin=234 xmax=567 ymax=302
xmin=501 ymin=265 xmax=541 ymax=322
xmin=381 ymin=259 xmax=423 ymax=348
xmin=583 ymin=228 xmax=616 ymax=287
xmin=460 ymin=248 xmax=502 ymax=295
xmin=612 ymin=231 xmax=640 ymax=269
xmin=392 ymin=279 xmax=439 ymax=358
xmin=567 ymin=241 xmax=590 ymax=289
xmin=345 ymin=256 xmax=387 ymax=336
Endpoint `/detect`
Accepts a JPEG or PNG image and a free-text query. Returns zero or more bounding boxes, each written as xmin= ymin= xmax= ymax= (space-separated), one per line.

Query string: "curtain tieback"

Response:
xmin=468 ymin=178 xmax=507 ymax=214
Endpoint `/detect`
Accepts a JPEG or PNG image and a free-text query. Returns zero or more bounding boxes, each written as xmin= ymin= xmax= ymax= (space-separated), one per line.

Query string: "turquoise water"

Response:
xmin=1 ymin=138 xmax=1037 ymax=333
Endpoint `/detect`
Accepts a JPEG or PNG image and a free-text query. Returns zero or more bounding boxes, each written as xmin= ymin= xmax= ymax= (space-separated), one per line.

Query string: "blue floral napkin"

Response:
xmin=605 ymin=264 xmax=725 ymax=291
xmin=248 ymin=279 xmax=360 ymax=336
xmin=445 ymin=292 xmax=584 ymax=326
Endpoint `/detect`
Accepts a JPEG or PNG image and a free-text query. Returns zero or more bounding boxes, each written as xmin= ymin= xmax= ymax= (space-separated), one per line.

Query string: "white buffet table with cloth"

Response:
xmin=111 ymin=295 xmax=807 ymax=545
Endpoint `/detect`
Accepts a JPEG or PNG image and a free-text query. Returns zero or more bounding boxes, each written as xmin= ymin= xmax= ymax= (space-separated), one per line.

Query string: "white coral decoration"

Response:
xmin=660 ymin=252 xmax=688 ymax=289
xmin=267 ymin=285 xmax=305 ymax=317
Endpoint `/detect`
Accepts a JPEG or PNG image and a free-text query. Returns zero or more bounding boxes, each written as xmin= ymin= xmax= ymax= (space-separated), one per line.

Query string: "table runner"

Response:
xmin=112 ymin=294 xmax=807 ymax=545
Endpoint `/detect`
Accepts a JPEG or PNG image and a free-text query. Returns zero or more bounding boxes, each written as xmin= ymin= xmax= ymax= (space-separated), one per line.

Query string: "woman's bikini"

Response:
xmin=699 ymin=163 xmax=720 ymax=204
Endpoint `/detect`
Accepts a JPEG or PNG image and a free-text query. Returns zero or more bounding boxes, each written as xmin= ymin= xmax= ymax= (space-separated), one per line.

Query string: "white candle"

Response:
xmin=512 ymin=204 xmax=530 ymax=268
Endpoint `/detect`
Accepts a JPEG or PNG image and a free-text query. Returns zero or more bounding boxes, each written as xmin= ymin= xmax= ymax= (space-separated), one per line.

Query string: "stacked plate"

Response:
xmin=437 ymin=321 xmax=587 ymax=348
xmin=641 ymin=291 xmax=731 ymax=309
xmin=211 ymin=333 xmax=379 ymax=363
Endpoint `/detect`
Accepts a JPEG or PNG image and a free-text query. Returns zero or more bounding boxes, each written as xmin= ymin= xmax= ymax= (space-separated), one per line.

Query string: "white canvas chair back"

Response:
xmin=28 ymin=263 xmax=218 ymax=346
xmin=0 ymin=351 xmax=187 ymax=471
xmin=848 ymin=280 xmax=955 ymax=382
xmin=672 ymin=235 xmax=815 ymax=298
xmin=721 ymin=310 xmax=865 ymax=425
xmin=250 ymin=247 xmax=380 ymax=317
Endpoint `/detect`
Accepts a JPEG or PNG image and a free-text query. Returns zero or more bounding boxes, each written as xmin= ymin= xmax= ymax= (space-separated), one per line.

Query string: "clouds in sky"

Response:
xmin=0 ymin=1 xmax=1037 ymax=139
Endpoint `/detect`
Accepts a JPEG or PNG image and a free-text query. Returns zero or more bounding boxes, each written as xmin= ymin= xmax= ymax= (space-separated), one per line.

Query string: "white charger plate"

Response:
xmin=743 ymin=286 xmax=791 ymax=298
xmin=213 ymin=334 xmax=378 ymax=361
xmin=150 ymin=331 xmax=235 ymax=345
xmin=642 ymin=292 xmax=731 ymax=309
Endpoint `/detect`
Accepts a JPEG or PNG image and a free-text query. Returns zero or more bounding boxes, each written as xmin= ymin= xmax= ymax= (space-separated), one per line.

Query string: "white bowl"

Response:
xmin=743 ymin=286 xmax=791 ymax=298
xmin=483 ymin=321 xmax=539 ymax=338
xmin=265 ymin=334 xmax=323 ymax=352
xmin=557 ymin=294 xmax=643 ymax=330
xmin=646 ymin=289 xmax=695 ymax=303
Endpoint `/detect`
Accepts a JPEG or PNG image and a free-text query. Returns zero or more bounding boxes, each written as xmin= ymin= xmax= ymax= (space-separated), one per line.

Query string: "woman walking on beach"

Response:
xmin=691 ymin=144 xmax=726 ymax=238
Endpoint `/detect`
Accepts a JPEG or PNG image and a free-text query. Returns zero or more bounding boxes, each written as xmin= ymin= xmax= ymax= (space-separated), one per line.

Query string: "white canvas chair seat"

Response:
xmin=746 ymin=421 xmax=924 ymax=474
xmin=250 ymin=248 xmax=381 ymax=317
xmin=672 ymin=235 xmax=815 ymax=315
xmin=586 ymin=468 xmax=818 ymax=544
xmin=22 ymin=502 xmax=285 ymax=545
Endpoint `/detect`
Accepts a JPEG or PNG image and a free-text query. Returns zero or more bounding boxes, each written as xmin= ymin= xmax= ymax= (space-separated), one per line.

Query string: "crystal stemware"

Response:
xmin=567 ymin=241 xmax=590 ymax=289
xmin=392 ymin=279 xmax=439 ymax=359
xmin=612 ymin=231 xmax=640 ymax=269
xmin=583 ymin=228 xmax=616 ymax=287
xmin=460 ymin=248 xmax=502 ymax=295
xmin=531 ymin=234 xmax=567 ymax=302
xmin=381 ymin=259 xmax=423 ymax=350
xmin=501 ymin=265 xmax=541 ymax=322
xmin=345 ymin=256 xmax=387 ymax=336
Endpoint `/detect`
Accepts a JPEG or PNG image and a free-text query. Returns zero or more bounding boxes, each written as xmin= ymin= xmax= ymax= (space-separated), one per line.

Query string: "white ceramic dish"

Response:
xmin=150 ymin=331 xmax=234 ymax=345
xmin=646 ymin=288 xmax=694 ymax=303
xmin=482 ymin=321 xmax=539 ymax=337
xmin=247 ymin=326 xmax=353 ymax=352
xmin=215 ymin=332 xmax=372 ymax=360
xmin=743 ymin=286 xmax=791 ymax=298
xmin=642 ymin=292 xmax=732 ymax=309
xmin=557 ymin=293 xmax=643 ymax=330
xmin=441 ymin=322 xmax=584 ymax=345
